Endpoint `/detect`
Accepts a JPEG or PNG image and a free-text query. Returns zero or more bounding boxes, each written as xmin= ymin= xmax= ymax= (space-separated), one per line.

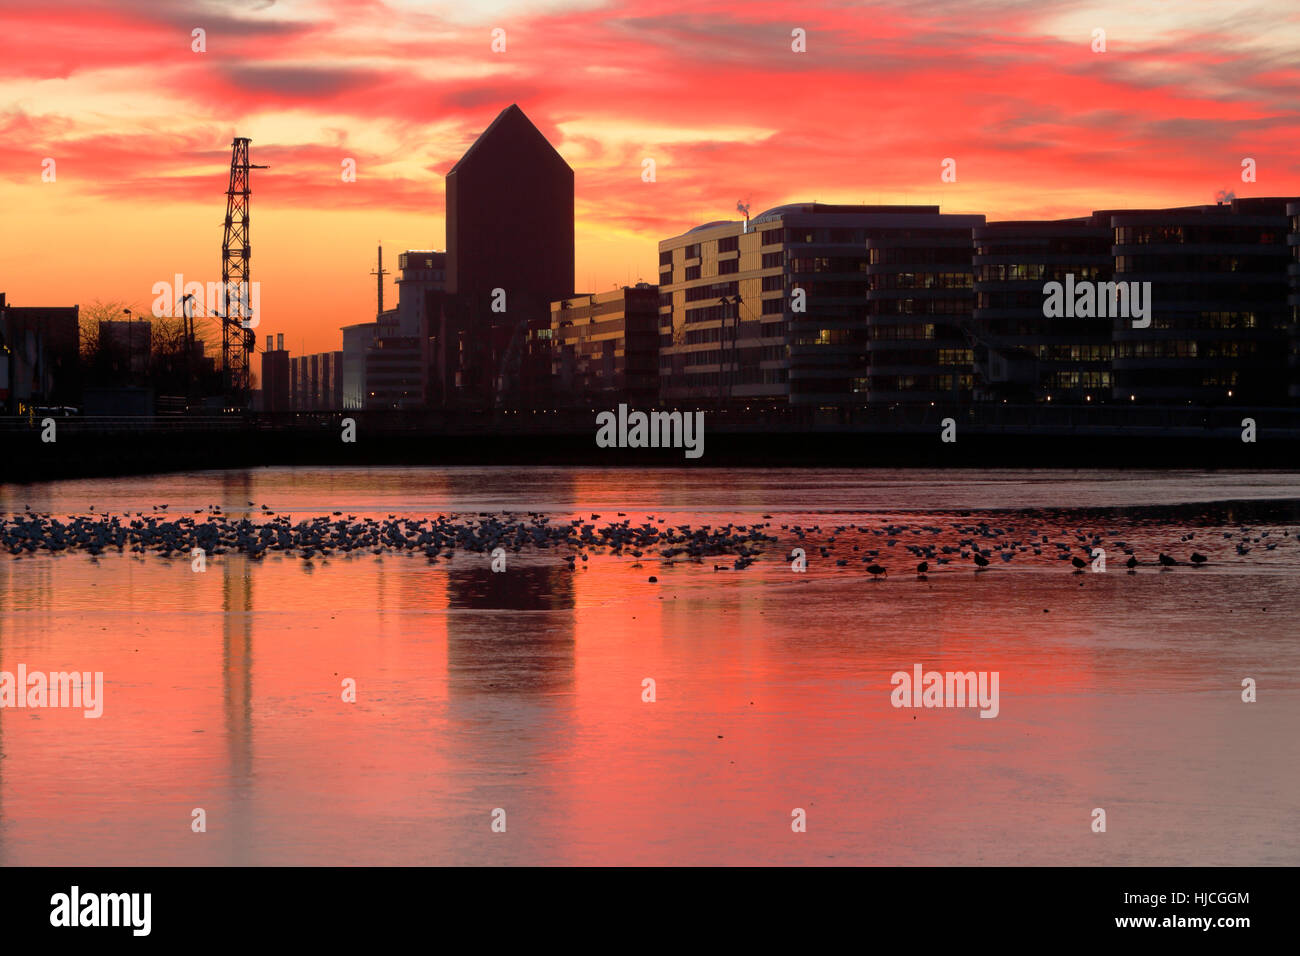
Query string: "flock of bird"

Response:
xmin=0 ymin=505 xmax=774 ymax=568
xmin=0 ymin=503 xmax=1294 ymax=577
xmin=785 ymin=517 xmax=1291 ymax=577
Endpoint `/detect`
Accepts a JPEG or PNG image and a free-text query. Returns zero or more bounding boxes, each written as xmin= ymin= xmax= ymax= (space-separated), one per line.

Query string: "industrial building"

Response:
xmin=335 ymin=248 xmax=445 ymax=411
xmin=0 ymin=293 xmax=81 ymax=413
xmin=259 ymin=334 xmax=290 ymax=412
xmin=288 ymin=350 xmax=343 ymax=410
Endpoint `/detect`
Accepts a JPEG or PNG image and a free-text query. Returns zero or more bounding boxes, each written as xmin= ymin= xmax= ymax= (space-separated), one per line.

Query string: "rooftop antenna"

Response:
xmin=370 ymin=243 xmax=389 ymax=320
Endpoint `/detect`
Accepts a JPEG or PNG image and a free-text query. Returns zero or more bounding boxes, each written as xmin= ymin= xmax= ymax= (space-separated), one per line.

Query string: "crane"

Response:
xmin=220 ymin=137 xmax=267 ymax=408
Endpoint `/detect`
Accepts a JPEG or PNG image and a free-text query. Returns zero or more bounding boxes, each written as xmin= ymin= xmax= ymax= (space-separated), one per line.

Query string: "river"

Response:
xmin=1 ymin=467 xmax=1297 ymax=865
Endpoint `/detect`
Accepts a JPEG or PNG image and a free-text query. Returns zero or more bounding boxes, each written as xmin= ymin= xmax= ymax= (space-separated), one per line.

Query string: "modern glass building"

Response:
xmin=971 ymin=216 xmax=1113 ymax=402
xmin=863 ymin=212 xmax=984 ymax=403
xmin=657 ymin=203 xmax=979 ymax=406
xmin=1109 ymin=198 xmax=1294 ymax=405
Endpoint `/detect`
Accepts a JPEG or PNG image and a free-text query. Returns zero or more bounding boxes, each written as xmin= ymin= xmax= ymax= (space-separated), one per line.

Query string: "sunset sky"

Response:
xmin=2 ymin=0 xmax=1298 ymax=354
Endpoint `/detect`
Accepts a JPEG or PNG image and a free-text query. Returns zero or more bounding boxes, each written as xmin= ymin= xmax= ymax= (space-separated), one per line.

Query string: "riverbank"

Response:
xmin=2 ymin=417 xmax=1295 ymax=482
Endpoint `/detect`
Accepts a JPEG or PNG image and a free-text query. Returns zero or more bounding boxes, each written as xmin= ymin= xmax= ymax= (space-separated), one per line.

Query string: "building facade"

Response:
xmin=363 ymin=337 xmax=422 ymax=409
xmin=394 ymin=250 xmax=447 ymax=339
xmin=1110 ymin=198 xmax=1294 ymax=405
xmin=657 ymin=203 xmax=983 ymax=407
xmin=550 ymin=284 xmax=660 ymax=407
xmin=97 ymin=318 xmax=152 ymax=378
xmin=972 ymin=216 xmax=1114 ymax=402
xmin=863 ymin=212 xmax=984 ymax=404
xmin=0 ymin=293 xmax=80 ymax=412
xmin=289 ymin=350 xmax=343 ymax=410
xmin=260 ymin=333 xmax=290 ymax=412
xmin=443 ymin=104 xmax=574 ymax=406
xmin=340 ymin=322 xmax=378 ymax=410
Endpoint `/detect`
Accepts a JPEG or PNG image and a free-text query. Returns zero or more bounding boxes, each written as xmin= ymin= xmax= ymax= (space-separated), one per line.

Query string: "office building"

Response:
xmin=971 ymin=216 xmax=1114 ymax=402
xmin=657 ymin=203 xmax=982 ymax=406
xmin=1110 ymin=197 xmax=1294 ymax=404
xmin=550 ymin=285 xmax=660 ymax=406
xmin=863 ymin=211 xmax=984 ymax=403
xmin=443 ymin=104 xmax=574 ymax=404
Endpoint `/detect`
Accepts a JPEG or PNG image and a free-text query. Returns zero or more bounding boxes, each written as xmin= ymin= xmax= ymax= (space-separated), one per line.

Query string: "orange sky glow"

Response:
xmin=2 ymin=0 xmax=1298 ymax=353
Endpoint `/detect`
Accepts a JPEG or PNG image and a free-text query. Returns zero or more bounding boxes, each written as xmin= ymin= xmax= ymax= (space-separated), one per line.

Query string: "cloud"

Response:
xmin=1 ymin=0 xmax=1297 ymax=351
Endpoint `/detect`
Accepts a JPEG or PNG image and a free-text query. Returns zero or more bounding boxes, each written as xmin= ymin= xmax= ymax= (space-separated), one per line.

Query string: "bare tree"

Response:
xmin=78 ymin=299 xmax=137 ymax=385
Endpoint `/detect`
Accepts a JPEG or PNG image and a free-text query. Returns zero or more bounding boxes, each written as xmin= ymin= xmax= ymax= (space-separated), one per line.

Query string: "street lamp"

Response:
xmin=180 ymin=293 xmax=196 ymax=407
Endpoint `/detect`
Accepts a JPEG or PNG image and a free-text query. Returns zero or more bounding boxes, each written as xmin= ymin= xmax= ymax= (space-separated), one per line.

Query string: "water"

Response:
xmin=1 ymin=467 xmax=1298 ymax=865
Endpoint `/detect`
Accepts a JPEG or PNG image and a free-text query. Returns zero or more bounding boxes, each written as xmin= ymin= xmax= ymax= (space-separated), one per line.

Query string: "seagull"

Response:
xmin=973 ymin=553 xmax=990 ymax=569
xmin=1190 ymin=552 xmax=1207 ymax=566
xmin=866 ymin=564 xmax=887 ymax=578
xmin=1158 ymin=553 xmax=1177 ymax=567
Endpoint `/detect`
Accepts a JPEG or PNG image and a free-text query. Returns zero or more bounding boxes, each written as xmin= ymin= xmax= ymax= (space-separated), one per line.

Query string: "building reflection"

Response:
xmin=441 ymin=469 xmax=578 ymax=698
xmin=221 ymin=471 xmax=255 ymax=863
xmin=444 ymin=558 xmax=577 ymax=697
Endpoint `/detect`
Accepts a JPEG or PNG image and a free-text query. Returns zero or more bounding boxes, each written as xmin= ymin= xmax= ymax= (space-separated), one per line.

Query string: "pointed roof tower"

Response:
xmin=445 ymin=105 xmax=575 ymax=304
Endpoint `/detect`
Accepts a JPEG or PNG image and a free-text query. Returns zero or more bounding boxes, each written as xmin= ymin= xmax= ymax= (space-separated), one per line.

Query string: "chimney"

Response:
xmin=266 ymin=335 xmax=273 ymax=351
xmin=276 ymin=333 xmax=284 ymax=351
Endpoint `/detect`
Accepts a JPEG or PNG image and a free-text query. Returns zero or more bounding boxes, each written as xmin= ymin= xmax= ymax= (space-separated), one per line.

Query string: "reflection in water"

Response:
xmin=221 ymin=471 xmax=254 ymax=864
xmin=445 ymin=565 xmax=576 ymax=698
xmin=0 ymin=467 xmax=1298 ymax=865
xmin=0 ymin=548 xmax=5 ymax=865
xmin=442 ymin=467 xmax=578 ymax=698
xmin=221 ymin=539 xmax=254 ymax=862
xmin=447 ymin=565 xmax=577 ymax=611
xmin=0 ymin=513 xmax=56 ymax=865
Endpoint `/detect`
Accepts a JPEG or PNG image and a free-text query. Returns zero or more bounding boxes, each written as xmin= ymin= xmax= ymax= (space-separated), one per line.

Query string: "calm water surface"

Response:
xmin=1 ymin=468 xmax=1297 ymax=865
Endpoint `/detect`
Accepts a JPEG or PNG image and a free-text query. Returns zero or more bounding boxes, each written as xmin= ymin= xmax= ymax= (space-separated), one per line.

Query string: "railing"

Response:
xmin=0 ymin=416 xmax=245 ymax=433
xmin=2 ymin=404 xmax=1297 ymax=435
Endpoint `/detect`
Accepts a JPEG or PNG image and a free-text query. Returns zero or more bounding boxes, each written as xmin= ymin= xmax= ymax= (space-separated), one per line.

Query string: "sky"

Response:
xmin=1 ymin=0 xmax=1298 ymax=354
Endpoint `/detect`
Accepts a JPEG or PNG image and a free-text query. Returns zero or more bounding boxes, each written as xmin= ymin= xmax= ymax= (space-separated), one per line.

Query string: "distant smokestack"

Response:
xmin=737 ymin=200 xmax=751 ymax=233
xmin=276 ymin=333 xmax=284 ymax=351
xmin=1215 ymin=188 xmax=1236 ymax=205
